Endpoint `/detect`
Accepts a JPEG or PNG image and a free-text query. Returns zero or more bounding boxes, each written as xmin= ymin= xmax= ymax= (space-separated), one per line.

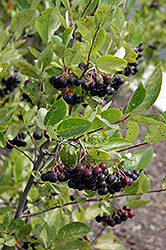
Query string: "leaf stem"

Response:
xmin=2 ymin=32 xmax=15 ymax=50
xmin=90 ymin=227 xmax=105 ymax=246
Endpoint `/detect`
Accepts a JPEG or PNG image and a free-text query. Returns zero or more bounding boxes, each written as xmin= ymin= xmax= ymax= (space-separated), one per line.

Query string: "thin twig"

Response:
xmin=114 ymin=188 xmax=166 ymax=198
xmin=90 ymin=227 xmax=105 ymax=246
xmin=117 ymin=142 xmax=148 ymax=152
xmin=2 ymin=32 xmax=14 ymax=50
xmin=6 ymin=140 xmax=34 ymax=164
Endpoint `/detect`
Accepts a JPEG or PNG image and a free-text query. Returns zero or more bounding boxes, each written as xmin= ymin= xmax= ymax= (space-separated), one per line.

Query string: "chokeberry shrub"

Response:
xmin=0 ymin=1 xmax=166 ymax=250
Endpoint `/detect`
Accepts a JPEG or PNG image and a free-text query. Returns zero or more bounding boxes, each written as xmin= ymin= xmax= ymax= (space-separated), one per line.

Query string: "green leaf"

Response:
xmin=36 ymin=7 xmax=61 ymax=44
xmin=0 ymin=107 xmax=14 ymax=125
xmin=127 ymin=199 xmax=151 ymax=209
xmin=61 ymin=27 xmax=74 ymax=46
xmin=23 ymin=82 xmax=41 ymax=104
xmin=95 ymin=4 xmax=116 ymax=28
xmin=3 ymin=234 xmax=16 ymax=247
xmin=126 ymin=122 xmax=139 ymax=142
xmin=38 ymin=47 xmax=54 ymax=71
xmin=85 ymin=204 xmax=101 ymax=220
xmin=0 ymin=125 xmax=5 ymax=132
xmin=77 ymin=16 xmax=95 ymax=35
xmin=89 ymin=149 xmax=110 ymax=161
xmin=0 ymin=132 xmax=6 ymax=147
xmin=79 ymin=0 xmax=98 ymax=16
xmin=94 ymin=230 xmax=124 ymax=250
xmin=65 ymin=43 xmax=85 ymax=68
xmin=144 ymin=124 xmax=166 ymax=144
xmin=138 ymin=172 xmax=151 ymax=193
xmin=58 ymin=222 xmax=91 ymax=241
xmin=6 ymin=123 xmax=20 ymax=140
xmin=124 ymin=150 xmax=145 ymax=171
xmin=52 ymin=44 xmax=67 ymax=58
xmin=99 ymin=138 xmax=132 ymax=151
xmin=70 ymin=65 xmax=83 ymax=78
xmin=57 ymin=117 xmax=92 ymax=138
xmin=127 ymin=114 xmax=166 ymax=125
xmin=11 ymin=9 xmax=37 ymax=32
xmin=8 ymin=219 xmax=24 ymax=233
xmin=0 ymin=186 xmax=16 ymax=200
xmin=128 ymin=63 xmax=162 ymax=115
xmin=11 ymin=59 xmax=38 ymax=79
xmin=29 ymin=46 xmax=40 ymax=58
xmin=105 ymin=151 xmax=122 ymax=167
xmin=100 ymin=108 xmax=122 ymax=123
xmin=161 ymin=176 xmax=166 ymax=189
xmin=96 ymin=55 xmax=127 ymax=74
xmin=123 ymin=83 xmax=146 ymax=114
xmin=60 ymin=143 xmax=79 ymax=168
xmin=76 ymin=21 xmax=91 ymax=45
xmin=91 ymin=28 xmax=106 ymax=54
xmin=31 ymin=217 xmax=51 ymax=249
xmin=84 ymin=131 xmax=109 ymax=147
xmin=44 ymin=98 xmax=67 ymax=127
xmin=137 ymin=146 xmax=154 ymax=170
xmin=18 ymin=224 xmax=32 ymax=237
xmin=36 ymin=108 xmax=48 ymax=129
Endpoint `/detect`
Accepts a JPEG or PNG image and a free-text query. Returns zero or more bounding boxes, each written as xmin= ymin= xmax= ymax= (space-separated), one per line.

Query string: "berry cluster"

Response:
xmin=95 ymin=205 xmax=134 ymax=227
xmin=49 ymin=74 xmax=125 ymax=105
xmin=122 ymin=42 xmax=144 ymax=77
xmin=22 ymin=79 xmax=32 ymax=103
xmin=6 ymin=132 xmax=27 ymax=149
xmin=0 ymin=75 xmax=22 ymax=97
xmin=41 ymin=162 xmax=140 ymax=196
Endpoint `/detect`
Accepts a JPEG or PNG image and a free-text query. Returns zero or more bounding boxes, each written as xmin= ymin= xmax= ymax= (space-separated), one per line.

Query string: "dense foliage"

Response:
xmin=0 ymin=0 xmax=166 ymax=249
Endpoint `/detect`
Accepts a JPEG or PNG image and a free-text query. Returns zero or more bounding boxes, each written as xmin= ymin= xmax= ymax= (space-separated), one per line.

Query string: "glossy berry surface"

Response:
xmin=33 ymin=131 xmax=43 ymax=140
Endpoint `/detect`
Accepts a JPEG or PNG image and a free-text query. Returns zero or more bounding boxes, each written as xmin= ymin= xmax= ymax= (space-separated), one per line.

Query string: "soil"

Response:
xmin=89 ymin=87 xmax=166 ymax=250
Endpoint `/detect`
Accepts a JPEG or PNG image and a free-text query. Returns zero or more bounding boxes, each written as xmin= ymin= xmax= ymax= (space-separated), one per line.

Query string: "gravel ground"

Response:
xmin=88 ymin=87 xmax=166 ymax=250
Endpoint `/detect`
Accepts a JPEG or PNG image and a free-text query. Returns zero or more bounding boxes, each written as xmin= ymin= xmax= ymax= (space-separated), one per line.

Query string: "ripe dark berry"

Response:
xmin=128 ymin=209 xmax=134 ymax=218
xmin=97 ymin=174 xmax=106 ymax=182
xmin=128 ymin=178 xmax=134 ymax=186
xmin=75 ymin=78 xmax=82 ymax=86
xmin=6 ymin=142 xmax=13 ymax=149
xmin=114 ymin=76 xmax=125 ymax=85
xmin=120 ymin=212 xmax=128 ymax=221
xmin=41 ymin=173 xmax=48 ymax=182
xmin=73 ymin=93 xmax=82 ymax=104
xmin=104 ymin=85 xmax=115 ymax=95
xmin=92 ymin=167 xmax=102 ymax=177
xmin=14 ymin=75 xmax=22 ymax=83
xmin=68 ymin=180 xmax=78 ymax=189
xmin=70 ymin=194 xmax=75 ymax=201
xmin=98 ymin=187 xmax=108 ymax=195
xmin=81 ymin=80 xmax=89 ymax=90
xmin=67 ymin=77 xmax=75 ymax=85
xmin=75 ymin=164 xmax=86 ymax=176
xmin=114 ymin=216 xmax=122 ymax=224
xmin=49 ymin=75 xmax=58 ymax=85
xmin=57 ymin=77 xmax=67 ymax=88
xmin=111 ymin=83 xmax=120 ymax=91
xmin=133 ymin=169 xmax=140 ymax=177
xmin=33 ymin=131 xmax=43 ymax=140
xmin=90 ymin=89 xmax=98 ymax=96
xmin=99 ymin=162 xmax=107 ymax=170
xmin=107 ymin=218 xmax=116 ymax=227
xmin=123 ymin=177 xmax=131 ymax=186
xmin=83 ymin=170 xmax=93 ymax=181
xmin=48 ymin=173 xmax=58 ymax=182
xmin=96 ymin=80 xmax=104 ymax=89
xmin=89 ymin=81 xmax=96 ymax=90
xmin=103 ymin=75 xmax=112 ymax=85
xmin=97 ymin=181 xmax=107 ymax=189
xmin=95 ymin=215 xmax=102 ymax=223
xmin=106 ymin=174 xmax=115 ymax=185
xmin=123 ymin=205 xmax=130 ymax=211
xmin=58 ymin=173 xmax=67 ymax=182
xmin=131 ymin=173 xmax=138 ymax=181
xmin=102 ymin=215 xmax=110 ymax=223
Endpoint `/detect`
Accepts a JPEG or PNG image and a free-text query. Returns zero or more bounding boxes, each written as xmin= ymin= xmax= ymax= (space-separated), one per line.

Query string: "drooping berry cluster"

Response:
xmin=122 ymin=42 xmax=144 ymax=77
xmin=6 ymin=132 xmax=27 ymax=149
xmin=41 ymin=162 xmax=140 ymax=196
xmin=22 ymin=79 xmax=32 ymax=103
xmin=95 ymin=205 xmax=134 ymax=227
xmin=0 ymin=75 xmax=22 ymax=98
xmin=49 ymin=74 xmax=126 ymax=105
